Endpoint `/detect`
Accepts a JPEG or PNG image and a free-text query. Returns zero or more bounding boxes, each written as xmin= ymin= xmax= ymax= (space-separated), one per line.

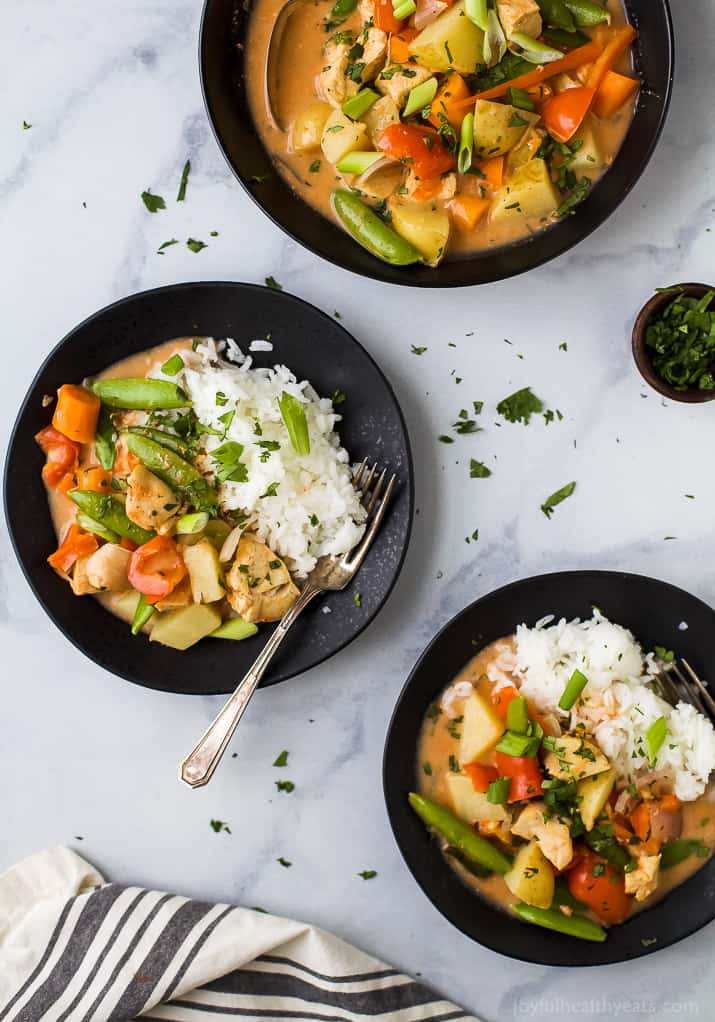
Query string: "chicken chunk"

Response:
xmin=496 ymin=0 xmax=542 ymax=39
xmin=511 ymin=801 xmax=574 ymax=871
xmin=319 ymin=42 xmax=359 ymax=108
xmin=363 ymin=95 xmax=400 ymax=146
xmin=84 ymin=544 xmax=132 ymax=593
xmin=226 ymin=535 xmax=299 ymax=623
xmin=403 ymin=169 xmax=457 ymax=202
xmin=71 ymin=555 xmax=99 ymax=596
xmin=543 ymin=732 xmax=611 ymax=782
xmin=359 ymin=0 xmax=375 ymax=20
xmin=376 ymin=64 xmax=433 ymax=109
xmin=360 ymin=26 xmax=388 ymax=81
xmin=154 ymin=575 xmax=192 ymax=612
xmin=624 ymin=853 xmax=661 ymax=902
xmin=125 ymin=465 xmax=178 ymax=531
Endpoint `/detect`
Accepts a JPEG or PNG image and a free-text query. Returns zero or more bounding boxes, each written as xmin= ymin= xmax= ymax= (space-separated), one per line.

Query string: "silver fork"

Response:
xmin=179 ymin=460 xmax=396 ymax=788
xmin=652 ymin=658 xmax=715 ymax=723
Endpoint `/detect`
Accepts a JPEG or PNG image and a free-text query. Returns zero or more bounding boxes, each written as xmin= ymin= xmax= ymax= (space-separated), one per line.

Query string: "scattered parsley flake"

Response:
xmin=23 ymin=120 xmax=32 ymax=130
xmin=187 ymin=237 xmax=207 ymax=253
xmin=141 ymin=189 xmax=166 ymax=213
xmin=265 ymin=276 xmax=283 ymax=290
xmin=354 ymin=592 xmax=362 ymax=607
xmin=411 ymin=345 xmax=428 ymax=355
xmin=273 ymin=750 xmax=289 ymax=767
xmin=541 ymin=481 xmax=576 ymax=518
xmin=261 ymin=482 xmax=279 ymax=498
xmin=559 ymin=342 xmax=568 ymax=351
xmin=250 ymin=174 xmax=270 ymax=184
xmin=275 ymin=779 xmax=295 ymax=793
xmin=309 ymin=159 xmax=321 ymax=172
xmin=277 ymin=857 xmax=292 ymax=867
xmin=497 ymin=386 xmax=544 ymax=425
xmin=439 ymin=435 xmax=455 ymax=444
xmin=332 ymin=388 xmax=347 ymax=405
xmin=470 ymin=459 xmax=491 ymax=478
xmin=157 ymin=238 xmax=179 ymax=254
xmin=358 ymin=869 xmax=377 ymax=879
xmin=210 ymin=819 xmax=231 ymax=833
xmin=211 ymin=441 xmax=248 ymax=483
xmin=176 ymin=159 xmax=191 ymax=201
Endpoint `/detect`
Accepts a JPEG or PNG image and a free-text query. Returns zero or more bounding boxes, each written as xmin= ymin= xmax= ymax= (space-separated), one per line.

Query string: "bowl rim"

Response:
xmin=3 ymin=280 xmax=415 ymax=694
xmin=632 ymin=283 xmax=715 ymax=403
xmin=382 ymin=568 xmax=715 ymax=965
xmin=198 ymin=0 xmax=675 ymax=288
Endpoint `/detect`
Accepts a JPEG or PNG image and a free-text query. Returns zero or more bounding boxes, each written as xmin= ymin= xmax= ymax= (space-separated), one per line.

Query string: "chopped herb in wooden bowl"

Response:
xmin=645 ymin=290 xmax=715 ymax=392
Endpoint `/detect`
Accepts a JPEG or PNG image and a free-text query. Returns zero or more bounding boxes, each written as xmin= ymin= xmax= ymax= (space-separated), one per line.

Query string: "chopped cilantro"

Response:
xmin=411 ymin=345 xmax=428 ymax=355
xmin=541 ymin=481 xmax=576 ymax=518
xmin=260 ymin=482 xmax=279 ymax=498
xmin=141 ymin=189 xmax=166 ymax=213
xmin=277 ymin=856 xmax=292 ymax=867
xmin=273 ymin=750 xmax=289 ymax=767
xmin=22 ymin=120 xmax=32 ymax=130
xmin=354 ymin=592 xmax=362 ymax=607
xmin=309 ymin=159 xmax=321 ymax=172
xmin=358 ymin=869 xmax=377 ymax=879
xmin=210 ymin=819 xmax=231 ymax=833
xmin=497 ymin=386 xmax=544 ymax=424
xmin=211 ymin=441 xmax=248 ymax=483
xmin=176 ymin=159 xmax=191 ymax=201
xmin=265 ymin=275 xmax=283 ymax=290
xmin=157 ymin=238 xmax=179 ymax=254
xmin=275 ymin=780 xmax=295 ymax=793
xmin=187 ymin=237 xmax=207 ymax=253
xmin=469 ymin=459 xmax=491 ymax=478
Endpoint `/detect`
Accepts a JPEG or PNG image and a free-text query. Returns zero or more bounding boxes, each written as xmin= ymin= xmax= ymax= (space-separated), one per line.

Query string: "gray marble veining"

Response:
xmin=2 ymin=1 xmax=715 ymax=1019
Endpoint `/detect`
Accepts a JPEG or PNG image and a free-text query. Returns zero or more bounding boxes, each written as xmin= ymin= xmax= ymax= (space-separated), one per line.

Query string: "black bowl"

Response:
xmin=200 ymin=0 xmax=673 ymax=287
xmin=4 ymin=282 xmax=414 ymax=696
xmin=383 ymin=570 xmax=715 ymax=965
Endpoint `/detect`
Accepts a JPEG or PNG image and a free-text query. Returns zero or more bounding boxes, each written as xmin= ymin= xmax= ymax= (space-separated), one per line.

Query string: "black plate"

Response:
xmin=200 ymin=0 xmax=673 ymax=287
xmin=4 ymin=282 xmax=413 ymax=695
xmin=383 ymin=571 xmax=715 ymax=966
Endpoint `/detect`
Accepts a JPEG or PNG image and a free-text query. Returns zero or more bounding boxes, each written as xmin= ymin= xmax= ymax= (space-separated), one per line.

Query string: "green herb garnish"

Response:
xmin=358 ymin=869 xmax=377 ymax=879
xmin=187 ymin=237 xmax=207 ymax=253
xmin=211 ymin=441 xmax=248 ymax=483
xmin=497 ymin=386 xmax=544 ymax=424
xmin=161 ymin=353 xmax=184 ymax=376
xmin=141 ymin=189 xmax=165 ymax=213
xmin=645 ymin=290 xmax=715 ymax=392
xmin=273 ymin=750 xmax=289 ymax=767
xmin=469 ymin=459 xmax=491 ymax=478
xmin=541 ymin=481 xmax=576 ymax=518
xmin=176 ymin=159 xmax=191 ymax=201
xmin=278 ymin=391 xmax=310 ymax=456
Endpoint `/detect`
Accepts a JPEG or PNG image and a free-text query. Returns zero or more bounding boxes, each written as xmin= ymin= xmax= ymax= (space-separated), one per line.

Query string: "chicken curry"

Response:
xmin=36 ymin=340 xmax=300 ymax=651
xmin=246 ymin=0 xmax=640 ymax=267
xmin=412 ymin=638 xmax=715 ymax=942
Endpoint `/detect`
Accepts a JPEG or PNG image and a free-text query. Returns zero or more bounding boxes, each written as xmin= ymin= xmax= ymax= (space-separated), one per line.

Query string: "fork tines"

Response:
xmin=656 ymin=658 xmax=715 ymax=723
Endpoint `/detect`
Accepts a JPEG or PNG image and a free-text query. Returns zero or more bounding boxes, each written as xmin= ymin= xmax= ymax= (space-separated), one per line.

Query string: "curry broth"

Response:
xmin=417 ymin=638 xmax=715 ymax=924
xmin=245 ymin=0 xmax=636 ymax=259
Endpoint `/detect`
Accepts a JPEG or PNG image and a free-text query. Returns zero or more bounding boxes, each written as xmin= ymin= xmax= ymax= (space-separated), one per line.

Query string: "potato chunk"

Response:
xmin=505 ymin=839 xmax=554 ymax=908
xmin=182 ymin=538 xmax=225 ymax=604
xmin=577 ymin=768 xmax=616 ymax=831
xmin=291 ymin=101 xmax=332 ymax=153
xmin=126 ymin=465 xmax=178 ymax=531
xmin=458 ymin=690 xmax=505 ymax=764
xmin=388 ymin=201 xmax=450 ymax=266
xmin=226 ymin=535 xmax=299 ymax=623
xmin=491 ymin=158 xmax=559 ymax=222
xmin=321 ymin=109 xmax=368 ymax=165
xmin=543 ymin=732 xmax=611 ymax=782
xmin=447 ymin=774 xmax=507 ymax=823
xmin=150 ymin=604 xmax=222 ymax=651
xmin=473 ymin=99 xmax=539 ymax=158
xmin=409 ymin=1 xmax=484 ymax=74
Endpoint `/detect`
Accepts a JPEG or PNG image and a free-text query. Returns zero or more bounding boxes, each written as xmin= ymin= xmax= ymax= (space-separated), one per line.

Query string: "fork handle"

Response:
xmin=179 ymin=582 xmax=321 ymax=788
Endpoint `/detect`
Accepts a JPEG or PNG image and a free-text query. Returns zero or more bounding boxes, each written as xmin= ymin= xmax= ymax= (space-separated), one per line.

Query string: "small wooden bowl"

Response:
xmin=632 ymin=283 xmax=715 ymax=403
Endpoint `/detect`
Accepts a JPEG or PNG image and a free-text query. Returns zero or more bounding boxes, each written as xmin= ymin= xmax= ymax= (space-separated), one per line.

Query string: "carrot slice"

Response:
xmin=586 ymin=25 xmax=638 ymax=91
xmin=448 ymin=195 xmax=491 ymax=231
xmin=76 ymin=465 xmax=113 ymax=493
xmin=428 ymin=73 xmax=471 ymax=130
xmin=52 ymin=384 xmax=101 ymax=444
xmin=453 ymin=41 xmax=603 ymax=109
xmin=478 ymin=156 xmax=504 ymax=192
xmin=593 ymin=69 xmax=639 ymax=118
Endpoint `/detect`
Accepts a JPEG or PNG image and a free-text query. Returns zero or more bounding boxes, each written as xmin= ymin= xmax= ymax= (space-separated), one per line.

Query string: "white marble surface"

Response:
xmin=2 ymin=1 xmax=715 ymax=1018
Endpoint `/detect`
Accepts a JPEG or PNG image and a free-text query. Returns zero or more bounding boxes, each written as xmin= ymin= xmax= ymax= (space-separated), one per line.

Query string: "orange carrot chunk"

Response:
xmin=48 ymin=524 xmax=98 ymax=575
xmin=52 ymin=384 xmax=101 ymax=444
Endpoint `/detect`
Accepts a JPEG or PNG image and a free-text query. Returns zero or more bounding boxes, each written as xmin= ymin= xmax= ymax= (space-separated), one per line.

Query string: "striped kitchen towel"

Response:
xmin=0 ymin=848 xmax=477 ymax=1022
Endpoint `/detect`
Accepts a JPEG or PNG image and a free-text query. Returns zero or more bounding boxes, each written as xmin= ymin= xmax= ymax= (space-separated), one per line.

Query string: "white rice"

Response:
xmin=514 ymin=611 xmax=715 ymax=801
xmin=153 ymin=339 xmax=366 ymax=578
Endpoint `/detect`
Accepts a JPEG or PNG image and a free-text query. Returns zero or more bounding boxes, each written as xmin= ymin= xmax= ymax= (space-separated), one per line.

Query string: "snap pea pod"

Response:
xmin=660 ymin=839 xmax=710 ymax=870
xmin=76 ymin=512 xmax=119 ymax=544
xmin=513 ymin=904 xmax=607 ymax=942
xmin=124 ymin=433 xmax=218 ymax=511
xmin=537 ymin=0 xmax=575 ymax=31
xmin=563 ymin=0 xmax=610 ymax=25
xmin=94 ymin=406 xmax=117 ymax=471
xmin=127 ymin=425 xmax=191 ymax=457
xmin=332 ymin=191 xmax=422 ymax=267
xmin=408 ymin=793 xmax=512 ymax=874
xmin=509 ymin=33 xmax=564 ymax=63
xmin=68 ymin=489 xmax=154 ymax=545
xmin=131 ymin=593 xmax=155 ymax=636
xmin=93 ymin=378 xmax=191 ymax=410
xmin=542 ymin=25 xmax=589 ymax=48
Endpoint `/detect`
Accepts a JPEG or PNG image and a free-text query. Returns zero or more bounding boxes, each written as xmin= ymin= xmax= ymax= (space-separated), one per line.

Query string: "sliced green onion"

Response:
xmin=508 ymin=86 xmax=536 ymax=111
xmin=393 ymin=0 xmax=416 ymax=18
xmin=646 ymin=715 xmax=668 ymax=766
xmin=563 ymin=0 xmax=611 ymax=27
xmin=342 ymin=88 xmax=379 ymax=120
xmin=496 ymin=730 xmax=540 ymax=758
xmin=465 ymin=0 xmax=488 ymax=30
xmin=77 ymin=512 xmax=119 ymax=544
xmin=506 ymin=695 xmax=529 ymax=734
xmin=508 ymin=32 xmax=564 ymax=63
xmin=457 ymin=112 xmax=474 ymax=174
xmin=278 ymin=391 xmax=311 ymax=456
xmin=403 ymin=77 xmax=438 ymax=119
xmin=336 ymin=151 xmax=384 ymax=175
xmin=558 ymin=668 xmax=588 ymax=711
xmin=131 ymin=593 xmax=155 ymax=636
xmin=483 ymin=8 xmax=506 ymax=67
xmin=487 ymin=776 xmax=512 ymax=804
xmin=176 ymin=511 xmax=210 ymax=535
xmin=211 ymin=617 xmax=260 ymax=641
xmin=161 ymin=353 xmax=185 ymax=376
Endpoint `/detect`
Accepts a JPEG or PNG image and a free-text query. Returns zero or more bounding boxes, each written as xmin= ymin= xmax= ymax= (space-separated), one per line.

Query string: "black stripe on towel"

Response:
xmin=162 ymin=1002 xmax=469 ymax=1022
xmin=161 ymin=906 xmax=237 ymax=1001
xmin=207 ymin=968 xmax=439 ymax=1015
xmin=12 ymin=884 xmax=127 ymax=1022
xmin=0 ymin=895 xmax=76 ymax=1022
xmin=109 ymin=899 xmax=220 ymax=1021
xmin=257 ymin=956 xmax=399 ymax=984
